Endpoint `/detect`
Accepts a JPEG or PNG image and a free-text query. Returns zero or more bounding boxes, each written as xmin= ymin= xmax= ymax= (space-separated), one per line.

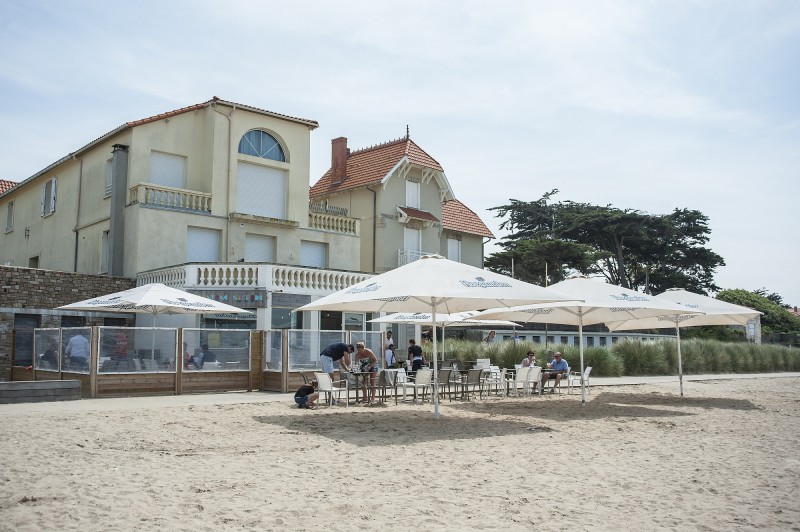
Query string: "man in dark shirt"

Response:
xmin=294 ymin=381 xmax=319 ymax=409
xmin=320 ymin=342 xmax=354 ymax=382
xmin=408 ymin=339 xmax=424 ymax=371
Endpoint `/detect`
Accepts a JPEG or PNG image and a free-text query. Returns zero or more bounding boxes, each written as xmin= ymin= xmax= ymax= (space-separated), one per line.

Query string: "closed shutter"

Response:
xmin=404 ymin=227 xmax=421 ymax=252
xmin=150 ymin=152 xmax=186 ymax=189
xmin=405 ymin=180 xmax=420 ymax=208
xmin=245 ymin=234 xmax=276 ymax=262
xmin=299 ymin=241 xmax=326 ymax=268
xmin=187 ymin=227 xmax=220 ymax=262
xmin=236 ymin=162 xmax=286 ymax=219
xmin=447 ymin=238 xmax=461 ymax=262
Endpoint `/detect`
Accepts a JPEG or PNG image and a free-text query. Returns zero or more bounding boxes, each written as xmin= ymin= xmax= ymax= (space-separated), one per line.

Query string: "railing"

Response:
xmin=398 ymin=249 xmax=435 ymax=267
xmin=138 ymin=263 xmax=371 ymax=295
xmin=308 ymin=212 xmax=359 ymax=235
xmin=309 ymin=202 xmax=348 ymax=217
xmin=129 ymin=183 xmax=212 ymax=213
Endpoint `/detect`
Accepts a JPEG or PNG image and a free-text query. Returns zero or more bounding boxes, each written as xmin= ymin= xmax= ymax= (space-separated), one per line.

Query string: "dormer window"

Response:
xmin=239 ymin=130 xmax=286 ymax=162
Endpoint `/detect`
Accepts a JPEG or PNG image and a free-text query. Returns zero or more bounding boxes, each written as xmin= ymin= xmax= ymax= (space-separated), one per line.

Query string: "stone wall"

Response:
xmin=0 ymin=266 xmax=136 ymax=379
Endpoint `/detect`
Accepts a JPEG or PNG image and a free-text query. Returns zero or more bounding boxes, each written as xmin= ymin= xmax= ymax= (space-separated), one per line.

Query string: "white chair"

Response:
xmin=397 ymin=368 xmax=433 ymax=404
xmin=475 ymin=358 xmax=491 ymax=370
xmin=482 ymin=366 xmax=505 ymax=397
xmin=315 ymin=372 xmax=349 ymax=407
xmin=567 ymin=366 xmax=592 ymax=395
xmin=504 ymin=366 xmax=529 ymax=396
xmin=527 ymin=366 xmax=541 ymax=395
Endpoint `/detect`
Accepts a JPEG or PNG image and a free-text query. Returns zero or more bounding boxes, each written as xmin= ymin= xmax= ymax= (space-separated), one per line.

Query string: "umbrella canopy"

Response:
xmin=57 ymin=283 xmax=252 ymax=318
xmin=369 ymin=311 xmax=518 ymax=361
xmin=474 ymin=276 xmax=701 ymax=403
xmin=604 ymin=288 xmax=761 ymax=396
xmin=296 ymin=254 xmax=576 ymax=417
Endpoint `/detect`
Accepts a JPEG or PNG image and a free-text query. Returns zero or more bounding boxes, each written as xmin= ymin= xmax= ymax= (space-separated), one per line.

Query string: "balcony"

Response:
xmin=137 ymin=263 xmax=371 ymax=296
xmin=129 ymin=183 xmax=212 ymax=213
xmin=308 ymin=212 xmax=359 ymax=236
xmin=398 ymin=249 xmax=437 ymax=267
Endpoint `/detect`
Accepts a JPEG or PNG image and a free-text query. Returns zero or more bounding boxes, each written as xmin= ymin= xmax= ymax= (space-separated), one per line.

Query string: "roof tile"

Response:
xmin=0 ymin=180 xmax=17 ymax=195
xmin=442 ymin=199 xmax=494 ymax=238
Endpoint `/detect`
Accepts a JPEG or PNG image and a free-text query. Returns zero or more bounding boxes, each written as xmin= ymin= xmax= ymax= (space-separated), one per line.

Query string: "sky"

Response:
xmin=1 ymin=1 xmax=798 ymax=305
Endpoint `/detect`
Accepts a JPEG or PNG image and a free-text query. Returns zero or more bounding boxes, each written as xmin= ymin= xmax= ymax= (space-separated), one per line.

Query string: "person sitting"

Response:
xmin=41 ymin=342 xmax=59 ymax=369
xmin=521 ymin=350 xmax=537 ymax=368
xmin=541 ymin=351 xmax=569 ymax=393
xmin=294 ymin=380 xmax=319 ymax=409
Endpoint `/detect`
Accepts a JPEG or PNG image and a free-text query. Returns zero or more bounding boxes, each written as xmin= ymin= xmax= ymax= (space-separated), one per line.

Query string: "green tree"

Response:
xmin=716 ymin=289 xmax=800 ymax=333
xmin=488 ymin=190 xmax=725 ymax=294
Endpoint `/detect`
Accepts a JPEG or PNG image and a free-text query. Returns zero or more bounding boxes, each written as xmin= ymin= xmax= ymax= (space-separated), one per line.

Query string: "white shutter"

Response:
xmin=50 ymin=178 xmax=57 ymax=214
xmin=447 ymin=238 xmax=461 ymax=262
xmin=150 ymin=152 xmax=186 ymax=189
xmin=245 ymin=234 xmax=276 ymax=262
xmin=299 ymin=241 xmax=326 ymax=268
xmin=404 ymin=227 xmax=421 ymax=252
xmin=236 ymin=162 xmax=286 ymax=219
xmin=405 ymin=180 xmax=420 ymax=208
xmin=41 ymin=177 xmax=56 ymax=216
xmin=105 ymin=160 xmax=113 ymax=197
xmin=5 ymin=201 xmax=13 ymax=232
xmin=187 ymin=227 xmax=220 ymax=262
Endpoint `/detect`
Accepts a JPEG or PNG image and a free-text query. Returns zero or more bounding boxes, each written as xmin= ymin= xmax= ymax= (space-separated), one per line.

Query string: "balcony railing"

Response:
xmin=398 ymin=249 xmax=435 ymax=267
xmin=129 ymin=183 xmax=212 ymax=213
xmin=308 ymin=212 xmax=359 ymax=236
xmin=138 ymin=263 xmax=371 ymax=296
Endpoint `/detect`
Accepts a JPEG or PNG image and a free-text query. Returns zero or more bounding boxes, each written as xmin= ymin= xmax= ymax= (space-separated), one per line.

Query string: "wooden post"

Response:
xmin=176 ymin=328 xmax=183 ymax=395
xmin=90 ymin=326 xmax=98 ymax=398
xmin=281 ymin=329 xmax=289 ymax=393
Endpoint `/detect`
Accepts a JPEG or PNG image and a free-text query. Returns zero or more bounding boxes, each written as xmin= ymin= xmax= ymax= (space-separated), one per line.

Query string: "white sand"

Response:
xmin=1 ymin=377 xmax=799 ymax=531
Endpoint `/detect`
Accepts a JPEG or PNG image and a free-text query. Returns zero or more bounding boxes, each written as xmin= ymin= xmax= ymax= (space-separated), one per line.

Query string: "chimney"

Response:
xmin=331 ymin=137 xmax=348 ymax=184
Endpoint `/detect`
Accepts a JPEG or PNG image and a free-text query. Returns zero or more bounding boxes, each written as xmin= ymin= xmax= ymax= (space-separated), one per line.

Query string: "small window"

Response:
xmin=28 ymin=256 xmax=39 ymax=268
xmin=599 ymin=337 xmax=607 ymax=346
xmin=447 ymin=238 xmax=461 ymax=262
xmin=406 ymin=180 xmax=420 ymax=209
xmin=299 ymin=241 xmax=327 ymax=268
xmin=187 ymin=227 xmax=221 ymax=262
xmin=150 ymin=152 xmax=187 ymax=189
xmin=100 ymin=230 xmax=109 ymax=273
xmin=244 ymin=234 xmax=276 ymax=262
xmin=5 ymin=201 xmax=13 ymax=232
xmin=560 ymin=336 xmax=568 ymax=345
xmin=104 ymin=159 xmax=113 ymax=197
xmin=238 ymin=130 xmax=285 ymax=162
xmin=41 ymin=177 xmax=57 ymax=216
xmin=586 ymin=336 xmax=595 ymax=347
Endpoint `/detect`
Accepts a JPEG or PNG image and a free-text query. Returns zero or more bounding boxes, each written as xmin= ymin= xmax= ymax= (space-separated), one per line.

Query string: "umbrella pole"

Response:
xmin=579 ymin=311 xmax=586 ymax=405
xmin=432 ymin=304 xmax=440 ymax=419
xmin=151 ymin=313 xmax=157 ymax=360
xmin=676 ymin=320 xmax=684 ymax=397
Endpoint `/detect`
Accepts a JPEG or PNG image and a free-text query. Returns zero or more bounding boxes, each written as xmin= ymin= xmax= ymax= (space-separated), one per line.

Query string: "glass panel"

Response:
xmin=238 ymin=130 xmax=285 ymax=162
xmin=182 ymin=329 xmax=250 ymax=371
xmin=288 ymin=329 xmax=346 ymax=372
xmin=349 ymin=330 xmax=383 ymax=369
xmin=264 ymin=330 xmax=283 ymax=371
xmin=34 ymin=328 xmax=62 ymax=371
xmin=62 ymin=327 xmax=92 ymax=374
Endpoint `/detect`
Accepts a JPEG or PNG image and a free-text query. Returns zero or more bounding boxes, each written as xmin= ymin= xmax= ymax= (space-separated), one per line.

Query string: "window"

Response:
xmin=244 ymin=234 xmax=276 ymax=262
xmin=187 ymin=227 xmax=220 ymax=262
xmin=299 ymin=241 xmax=327 ymax=268
xmin=150 ymin=152 xmax=186 ymax=189
xmin=5 ymin=201 xmax=12 ymax=232
xmin=599 ymin=337 xmax=607 ymax=346
xmin=236 ymin=162 xmax=287 ymax=219
xmin=586 ymin=336 xmax=595 ymax=347
xmin=41 ymin=177 xmax=57 ymax=216
xmin=238 ymin=130 xmax=285 ymax=162
xmin=104 ymin=159 xmax=113 ymax=197
xmin=405 ymin=180 xmax=420 ymax=209
xmin=560 ymin=336 xmax=568 ymax=345
xmin=447 ymin=238 xmax=461 ymax=262
xmin=404 ymin=227 xmax=421 ymax=252
xmin=28 ymin=256 xmax=39 ymax=268
xmin=100 ymin=230 xmax=109 ymax=273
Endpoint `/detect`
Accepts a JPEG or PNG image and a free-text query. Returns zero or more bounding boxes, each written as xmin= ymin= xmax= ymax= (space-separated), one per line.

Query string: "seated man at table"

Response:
xmin=294 ymin=380 xmax=319 ymax=409
xmin=541 ymin=351 xmax=568 ymax=393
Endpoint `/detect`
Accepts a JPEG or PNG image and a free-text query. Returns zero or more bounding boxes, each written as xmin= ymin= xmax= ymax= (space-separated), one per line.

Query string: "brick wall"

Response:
xmin=0 ymin=266 xmax=136 ymax=379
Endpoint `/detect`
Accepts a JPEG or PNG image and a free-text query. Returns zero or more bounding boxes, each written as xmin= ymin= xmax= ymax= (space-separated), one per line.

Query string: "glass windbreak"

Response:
xmin=264 ymin=330 xmax=283 ymax=371
xmin=288 ymin=330 xmax=346 ymax=372
xmin=183 ymin=329 xmax=250 ymax=371
xmin=62 ymin=327 xmax=93 ymax=374
xmin=98 ymin=327 xmax=177 ymax=373
xmin=34 ymin=328 xmax=62 ymax=371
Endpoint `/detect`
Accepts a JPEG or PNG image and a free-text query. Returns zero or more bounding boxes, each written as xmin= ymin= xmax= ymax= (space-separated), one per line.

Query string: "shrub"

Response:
xmin=612 ymin=339 xmax=668 ymax=375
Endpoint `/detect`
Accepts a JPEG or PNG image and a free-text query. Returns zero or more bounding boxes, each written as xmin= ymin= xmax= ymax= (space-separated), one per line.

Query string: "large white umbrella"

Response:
xmin=369 ymin=311 xmax=518 ymax=361
xmin=474 ymin=276 xmax=701 ymax=403
xmin=605 ymin=288 xmax=762 ymax=396
xmin=296 ymin=254 xmax=576 ymax=417
xmin=57 ymin=283 xmax=253 ymax=359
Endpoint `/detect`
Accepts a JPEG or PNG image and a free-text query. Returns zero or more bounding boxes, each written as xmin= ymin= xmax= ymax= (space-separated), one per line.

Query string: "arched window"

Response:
xmin=238 ymin=130 xmax=286 ymax=162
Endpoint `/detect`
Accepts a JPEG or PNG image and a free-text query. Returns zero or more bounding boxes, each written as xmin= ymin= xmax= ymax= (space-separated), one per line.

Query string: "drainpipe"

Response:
xmin=211 ymin=102 xmax=235 ymax=261
xmin=482 ymin=237 xmax=492 ymax=268
xmin=73 ymin=155 xmax=84 ymax=271
xmin=367 ymin=186 xmax=377 ymax=273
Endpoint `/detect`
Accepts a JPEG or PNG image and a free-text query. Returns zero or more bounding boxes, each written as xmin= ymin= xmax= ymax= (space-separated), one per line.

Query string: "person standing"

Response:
xmin=320 ymin=342 xmax=354 ymax=383
xmin=65 ymin=332 xmax=90 ymax=369
xmin=408 ymin=339 xmax=424 ymax=372
xmin=354 ymin=342 xmax=379 ymax=404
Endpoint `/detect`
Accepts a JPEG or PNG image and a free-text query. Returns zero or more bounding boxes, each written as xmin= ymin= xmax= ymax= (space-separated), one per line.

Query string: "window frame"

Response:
xmin=5 ymin=200 xmax=13 ymax=232
xmin=238 ymin=130 xmax=286 ymax=162
xmin=41 ymin=177 xmax=57 ymax=217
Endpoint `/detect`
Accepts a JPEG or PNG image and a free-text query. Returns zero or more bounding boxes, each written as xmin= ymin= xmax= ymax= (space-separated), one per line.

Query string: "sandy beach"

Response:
xmin=1 ymin=377 xmax=799 ymax=531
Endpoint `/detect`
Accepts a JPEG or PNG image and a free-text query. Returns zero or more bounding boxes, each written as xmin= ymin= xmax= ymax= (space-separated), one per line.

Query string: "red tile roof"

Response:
xmin=310 ymin=137 xmax=443 ymax=199
xmin=398 ymin=206 xmax=439 ymax=222
xmin=0 ymin=180 xmax=17 ymax=195
xmin=442 ymin=199 xmax=494 ymax=238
